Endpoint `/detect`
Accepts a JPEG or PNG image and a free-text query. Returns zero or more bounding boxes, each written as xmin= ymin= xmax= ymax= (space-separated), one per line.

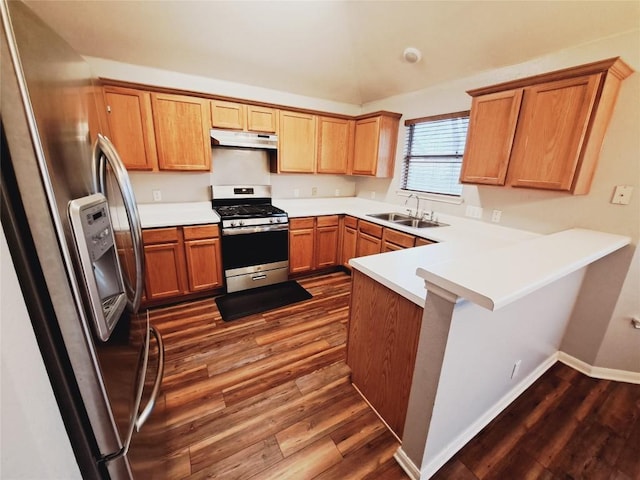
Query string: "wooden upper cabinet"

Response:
xmin=103 ymin=86 xmax=158 ymax=170
xmin=151 ymin=93 xmax=211 ymax=171
xmin=461 ymin=57 xmax=633 ymax=194
xmin=352 ymin=112 xmax=400 ymax=177
xmin=247 ymin=105 xmax=278 ymax=133
xmin=507 ymin=74 xmax=601 ymax=191
xmin=317 ymin=116 xmax=354 ymax=174
xmin=211 ymin=100 xmax=246 ymax=130
xmin=278 ymin=110 xmax=317 ymax=173
xmin=459 ymin=89 xmax=523 ymax=185
xmin=211 ymin=100 xmax=278 ymax=133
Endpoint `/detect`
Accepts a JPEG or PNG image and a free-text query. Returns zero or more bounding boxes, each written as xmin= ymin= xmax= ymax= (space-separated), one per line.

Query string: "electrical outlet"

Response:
xmin=370 ymin=191 xmax=376 ymax=199
xmin=311 ymin=187 xmax=318 ymax=196
xmin=491 ymin=210 xmax=502 ymax=223
xmin=294 ymin=188 xmax=300 ymax=198
xmin=611 ymin=185 xmax=633 ymax=205
xmin=334 ymin=189 xmax=340 ymax=197
xmin=152 ymin=189 xmax=162 ymax=202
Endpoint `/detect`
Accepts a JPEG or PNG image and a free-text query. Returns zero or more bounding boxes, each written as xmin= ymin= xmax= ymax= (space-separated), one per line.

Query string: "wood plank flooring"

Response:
xmin=129 ymin=271 xmax=640 ymax=480
xmin=128 ymin=272 xmax=409 ymax=479
xmin=432 ymin=362 xmax=640 ymax=480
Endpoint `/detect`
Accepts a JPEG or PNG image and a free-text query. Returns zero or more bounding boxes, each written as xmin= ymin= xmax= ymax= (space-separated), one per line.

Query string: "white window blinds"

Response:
xmin=402 ymin=111 xmax=470 ymax=196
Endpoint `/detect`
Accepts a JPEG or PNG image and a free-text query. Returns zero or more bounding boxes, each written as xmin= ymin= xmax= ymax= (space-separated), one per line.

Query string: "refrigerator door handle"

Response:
xmin=135 ymin=325 xmax=165 ymax=432
xmin=92 ymin=134 xmax=145 ymax=314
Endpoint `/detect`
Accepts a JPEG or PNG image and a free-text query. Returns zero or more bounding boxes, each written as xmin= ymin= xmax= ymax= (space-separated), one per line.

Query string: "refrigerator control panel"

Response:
xmin=68 ymin=193 xmax=127 ymax=341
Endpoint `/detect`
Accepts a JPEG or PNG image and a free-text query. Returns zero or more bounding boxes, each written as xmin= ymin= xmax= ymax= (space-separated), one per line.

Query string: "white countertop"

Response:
xmin=136 ymin=197 xmax=630 ymax=311
xmin=415 ymin=228 xmax=631 ymax=311
xmin=137 ymin=202 xmax=219 ymax=228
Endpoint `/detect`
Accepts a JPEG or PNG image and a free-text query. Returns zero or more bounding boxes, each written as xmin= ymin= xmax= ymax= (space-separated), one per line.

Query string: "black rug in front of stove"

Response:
xmin=215 ymin=281 xmax=312 ymax=322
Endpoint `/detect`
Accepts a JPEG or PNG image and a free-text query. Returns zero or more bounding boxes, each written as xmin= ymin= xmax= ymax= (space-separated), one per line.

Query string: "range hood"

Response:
xmin=210 ymin=129 xmax=278 ymax=150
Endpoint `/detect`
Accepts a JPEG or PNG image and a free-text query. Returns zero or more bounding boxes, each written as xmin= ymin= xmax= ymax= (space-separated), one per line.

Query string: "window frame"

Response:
xmin=401 ymin=110 xmax=470 ymax=200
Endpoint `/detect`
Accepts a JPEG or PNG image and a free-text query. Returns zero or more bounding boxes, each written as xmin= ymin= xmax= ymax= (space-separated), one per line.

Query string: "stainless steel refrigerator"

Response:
xmin=1 ymin=1 xmax=164 ymax=478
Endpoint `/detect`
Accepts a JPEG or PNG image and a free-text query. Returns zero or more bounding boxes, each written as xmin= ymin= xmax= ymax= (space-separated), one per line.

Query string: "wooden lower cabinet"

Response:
xmin=142 ymin=228 xmax=186 ymax=301
xmin=289 ymin=218 xmax=315 ymax=274
xmin=142 ymin=224 xmax=222 ymax=304
xmin=289 ymin=216 xmax=339 ymax=274
xmin=183 ymin=225 xmax=223 ymax=291
xmin=356 ymin=220 xmax=383 ymax=257
xmin=341 ymin=216 xmax=358 ymax=268
xmin=347 ymin=269 xmax=422 ymax=438
xmin=382 ymin=228 xmax=415 ymax=252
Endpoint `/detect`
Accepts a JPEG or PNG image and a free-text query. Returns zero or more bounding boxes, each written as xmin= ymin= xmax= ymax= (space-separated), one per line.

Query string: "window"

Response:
xmin=402 ymin=111 xmax=470 ymax=197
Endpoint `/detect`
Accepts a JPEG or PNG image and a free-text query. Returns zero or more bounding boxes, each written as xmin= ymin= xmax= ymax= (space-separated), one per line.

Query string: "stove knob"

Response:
xmin=269 ymin=218 xmax=274 ymax=223
xmin=239 ymin=220 xmax=245 ymax=226
xmin=230 ymin=221 xmax=236 ymax=227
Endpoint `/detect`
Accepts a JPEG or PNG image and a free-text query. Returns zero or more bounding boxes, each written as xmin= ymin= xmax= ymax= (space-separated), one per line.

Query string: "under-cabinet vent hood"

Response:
xmin=210 ymin=129 xmax=278 ymax=150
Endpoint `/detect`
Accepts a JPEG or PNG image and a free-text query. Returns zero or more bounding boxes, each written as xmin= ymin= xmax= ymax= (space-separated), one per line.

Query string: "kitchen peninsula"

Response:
xmin=136 ymin=196 xmax=631 ymax=480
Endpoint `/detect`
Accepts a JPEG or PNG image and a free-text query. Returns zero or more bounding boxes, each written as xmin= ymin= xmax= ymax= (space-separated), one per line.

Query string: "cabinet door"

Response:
xmin=143 ymin=243 xmax=185 ymax=300
xmin=247 ymin=105 xmax=277 ymax=133
xmin=278 ymin=111 xmax=317 ymax=173
xmin=316 ymin=225 xmax=339 ymax=268
xmin=103 ymin=86 xmax=158 ymax=170
xmin=356 ymin=231 xmax=382 ymax=257
xmin=352 ymin=117 xmax=380 ymax=176
xmin=507 ymin=74 xmax=601 ymax=191
xmin=317 ymin=117 xmax=353 ymax=174
xmin=341 ymin=226 xmax=357 ymax=268
xmin=211 ymin=100 xmax=246 ymax=130
xmin=289 ymin=227 xmax=315 ymax=273
xmin=151 ymin=93 xmax=211 ymax=171
xmin=351 ymin=114 xmax=399 ymax=178
xmin=460 ymin=89 xmax=523 ymax=185
xmin=184 ymin=238 xmax=223 ymax=291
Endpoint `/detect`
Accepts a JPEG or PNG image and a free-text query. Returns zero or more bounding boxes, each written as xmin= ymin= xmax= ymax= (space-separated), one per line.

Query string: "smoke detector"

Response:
xmin=403 ymin=47 xmax=422 ymax=64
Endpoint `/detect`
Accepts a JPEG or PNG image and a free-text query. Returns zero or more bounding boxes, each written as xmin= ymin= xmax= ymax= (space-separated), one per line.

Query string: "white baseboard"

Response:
xmin=420 ymin=353 xmax=557 ymax=479
xmin=558 ymin=352 xmax=640 ymax=384
xmin=394 ymin=447 xmax=421 ymax=480
xmin=400 ymin=352 xmax=638 ymax=480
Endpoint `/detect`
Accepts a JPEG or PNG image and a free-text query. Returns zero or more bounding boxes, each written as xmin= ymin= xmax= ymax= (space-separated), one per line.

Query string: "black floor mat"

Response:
xmin=215 ymin=281 xmax=312 ymax=322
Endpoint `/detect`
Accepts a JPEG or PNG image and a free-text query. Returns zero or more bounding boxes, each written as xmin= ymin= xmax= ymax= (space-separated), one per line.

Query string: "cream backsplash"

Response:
xmin=130 ymin=146 xmax=357 ymax=203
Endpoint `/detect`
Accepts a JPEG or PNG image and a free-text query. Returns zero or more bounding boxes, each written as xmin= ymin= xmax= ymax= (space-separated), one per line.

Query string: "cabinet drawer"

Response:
xmin=317 ymin=215 xmax=339 ymax=227
xmin=143 ymin=227 xmax=179 ymax=245
xmin=358 ymin=220 xmax=383 ymax=239
xmin=343 ymin=215 xmax=358 ymax=229
xmin=290 ymin=217 xmax=315 ymax=229
xmin=183 ymin=224 xmax=219 ymax=240
xmin=383 ymin=228 xmax=415 ymax=248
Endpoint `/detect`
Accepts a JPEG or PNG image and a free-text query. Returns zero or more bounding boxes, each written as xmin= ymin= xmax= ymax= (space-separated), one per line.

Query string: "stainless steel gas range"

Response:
xmin=211 ymin=185 xmax=289 ymax=293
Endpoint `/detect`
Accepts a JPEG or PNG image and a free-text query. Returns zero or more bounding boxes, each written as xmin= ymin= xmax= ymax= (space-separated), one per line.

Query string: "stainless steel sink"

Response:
xmin=367 ymin=212 xmax=413 ymax=222
xmin=366 ymin=212 xmax=448 ymax=228
xmin=394 ymin=218 xmax=448 ymax=228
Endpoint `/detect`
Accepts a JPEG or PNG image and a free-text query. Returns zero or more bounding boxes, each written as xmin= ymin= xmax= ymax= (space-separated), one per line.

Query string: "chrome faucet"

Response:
xmin=405 ymin=193 xmax=421 ymax=219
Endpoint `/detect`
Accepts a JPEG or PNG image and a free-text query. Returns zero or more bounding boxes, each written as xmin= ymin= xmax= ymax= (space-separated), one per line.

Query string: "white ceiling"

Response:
xmin=24 ymin=0 xmax=640 ymax=105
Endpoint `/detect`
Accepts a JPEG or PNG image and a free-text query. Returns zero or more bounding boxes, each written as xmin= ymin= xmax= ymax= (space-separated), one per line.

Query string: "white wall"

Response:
xmin=0 ymin=227 xmax=82 ymax=479
xmin=358 ymin=29 xmax=640 ymax=372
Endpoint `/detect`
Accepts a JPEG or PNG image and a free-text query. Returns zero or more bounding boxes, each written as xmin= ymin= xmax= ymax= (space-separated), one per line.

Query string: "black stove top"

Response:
xmin=213 ymin=203 xmax=286 ymax=220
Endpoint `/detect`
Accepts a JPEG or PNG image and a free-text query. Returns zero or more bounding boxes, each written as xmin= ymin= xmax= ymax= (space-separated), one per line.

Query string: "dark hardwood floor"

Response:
xmin=130 ymin=271 xmax=640 ymax=480
xmin=129 ymin=272 xmax=408 ymax=479
xmin=432 ymin=363 xmax=640 ymax=480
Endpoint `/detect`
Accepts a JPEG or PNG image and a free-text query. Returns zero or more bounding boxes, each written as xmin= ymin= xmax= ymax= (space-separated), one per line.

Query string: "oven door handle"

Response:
xmin=222 ymin=223 xmax=289 ymax=235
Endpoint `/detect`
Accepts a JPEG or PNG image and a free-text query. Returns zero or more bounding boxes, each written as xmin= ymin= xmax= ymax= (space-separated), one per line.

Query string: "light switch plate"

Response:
xmin=611 ymin=185 xmax=633 ymax=205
